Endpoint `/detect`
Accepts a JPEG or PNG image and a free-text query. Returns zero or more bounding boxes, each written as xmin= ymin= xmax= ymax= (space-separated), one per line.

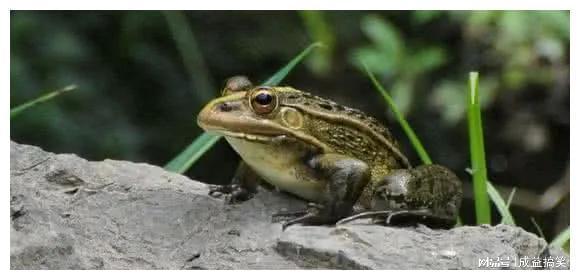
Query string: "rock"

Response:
xmin=276 ymin=224 xmax=570 ymax=269
xmin=10 ymin=141 xmax=570 ymax=269
xmin=10 ymin=141 xmax=304 ymax=269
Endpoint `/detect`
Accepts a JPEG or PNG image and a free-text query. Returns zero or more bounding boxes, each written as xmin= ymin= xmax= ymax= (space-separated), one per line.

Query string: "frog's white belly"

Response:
xmin=225 ymin=136 xmax=325 ymax=202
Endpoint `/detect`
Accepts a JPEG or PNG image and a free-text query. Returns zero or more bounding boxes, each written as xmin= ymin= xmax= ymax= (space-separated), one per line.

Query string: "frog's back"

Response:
xmin=278 ymin=88 xmax=411 ymax=183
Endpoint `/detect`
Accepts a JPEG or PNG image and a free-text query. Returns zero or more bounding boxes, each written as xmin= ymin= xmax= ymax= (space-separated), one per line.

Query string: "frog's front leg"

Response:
xmin=338 ymin=164 xmax=462 ymax=229
xmin=281 ymin=153 xmax=370 ymax=229
xmin=208 ymin=161 xmax=260 ymax=204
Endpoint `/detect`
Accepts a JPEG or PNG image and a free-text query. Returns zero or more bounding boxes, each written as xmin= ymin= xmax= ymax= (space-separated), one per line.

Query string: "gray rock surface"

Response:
xmin=10 ymin=141 xmax=569 ymax=269
xmin=277 ymin=224 xmax=569 ymax=269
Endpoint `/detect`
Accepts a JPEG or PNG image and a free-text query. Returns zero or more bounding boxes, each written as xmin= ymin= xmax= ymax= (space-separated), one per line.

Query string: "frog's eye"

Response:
xmin=250 ymin=89 xmax=277 ymax=114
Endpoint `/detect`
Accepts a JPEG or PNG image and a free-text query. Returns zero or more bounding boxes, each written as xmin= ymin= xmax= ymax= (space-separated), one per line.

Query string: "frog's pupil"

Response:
xmin=255 ymin=93 xmax=272 ymax=105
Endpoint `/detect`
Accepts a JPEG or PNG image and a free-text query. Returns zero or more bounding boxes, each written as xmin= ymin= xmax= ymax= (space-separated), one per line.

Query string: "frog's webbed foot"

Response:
xmin=278 ymin=205 xmax=338 ymax=231
xmin=208 ymin=183 xmax=254 ymax=204
xmin=281 ymin=212 xmax=332 ymax=230
xmin=208 ymin=162 xmax=260 ymax=204
xmin=272 ymin=203 xmax=323 ymax=222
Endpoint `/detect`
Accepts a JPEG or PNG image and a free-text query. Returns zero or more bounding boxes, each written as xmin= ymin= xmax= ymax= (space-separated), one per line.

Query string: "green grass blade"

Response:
xmin=165 ymin=42 xmax=321 ymax=173
xmin=501 ymin=187 xmax=517 ymax=224
xmin=487 ymin=182 xmax=515 ymax=225
xmin=467 ymin=72 xmax=491 ymax=225
xmin=364 ymin=64 xmax=432 ymax=164
xmin=550 ymin=227 xmax=570 ymax=250
xmin=465 ymin=168 xmax=516 ymax=226
xmin=530 ymin=217 xmax=549 ymax=253
xmin=164 ymin=132 xmax=221 ymax=174
xmin=262 ymin=42 xmax=323 ymax=86
xmin=505 ymin=187 xmax=517 ymax=208
xmin=11 ymin=85 xmax=77 ymax=119
xmin=530 ymin=217 xmax=546 ymax=240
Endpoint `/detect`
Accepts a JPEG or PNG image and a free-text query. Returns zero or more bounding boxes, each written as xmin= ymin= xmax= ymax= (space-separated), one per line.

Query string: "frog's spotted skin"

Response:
xmin=197 ymin=76 xmax=462 ymax=229
xmin=339 ymin=164 xmax=462 ymax=228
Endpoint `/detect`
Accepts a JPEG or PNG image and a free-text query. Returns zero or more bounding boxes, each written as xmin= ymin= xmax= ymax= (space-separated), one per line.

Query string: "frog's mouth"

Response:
xmin=209 ymin=129 xmax=281 ymax=143
xmin=198 ymin=121 xmax=285 ymax=143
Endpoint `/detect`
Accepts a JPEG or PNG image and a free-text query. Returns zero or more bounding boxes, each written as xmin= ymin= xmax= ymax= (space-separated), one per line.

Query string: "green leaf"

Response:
xmin=432 ymin=80 xmax=466 ymax=125
xmin=364 ymin=63 xmax=432 ymax=165
xmin=350 ymin=47 xmax=392 ymax=77
xmin=407 ymin=47 xmax=446 ymax=75
xmin=164 ymin=42 xmax=322 ymax=173
xmin=360 ymin=14 xmax=402 ymax=69
xmin=467 ymin=72 xmax=492 ymax=225
xmin=11 ymin=85 xmax=77 ymax=119
xmin=550 ymin=227 xmax=570 ymax=250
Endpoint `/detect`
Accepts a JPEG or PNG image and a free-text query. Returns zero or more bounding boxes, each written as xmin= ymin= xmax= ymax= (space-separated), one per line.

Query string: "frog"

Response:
xmin=196 ymin=76 xmax=462 ymax=229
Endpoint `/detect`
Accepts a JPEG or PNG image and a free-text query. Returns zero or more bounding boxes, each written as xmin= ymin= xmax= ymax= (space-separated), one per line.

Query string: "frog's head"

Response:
xmin=197 ymin=76 xmax=315 ymax=145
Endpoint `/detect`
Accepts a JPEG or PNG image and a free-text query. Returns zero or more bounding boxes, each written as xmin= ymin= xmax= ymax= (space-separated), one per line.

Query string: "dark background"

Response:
xmin=10 ymin=11 xmax=569 ymax=240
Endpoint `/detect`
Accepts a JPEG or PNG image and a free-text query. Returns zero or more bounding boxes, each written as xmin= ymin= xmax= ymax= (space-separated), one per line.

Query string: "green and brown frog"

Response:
xmin=197 ymin=76 xmax=462 ymax=229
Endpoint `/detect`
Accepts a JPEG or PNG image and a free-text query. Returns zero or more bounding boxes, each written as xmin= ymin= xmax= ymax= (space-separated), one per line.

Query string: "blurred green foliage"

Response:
xmin=352 ymin=14 xmax=446 ymax=115
xmin=299 ymin=11 xmax=335 ymax=76
xmin=431 ymin=11 xmax=569 ymax=124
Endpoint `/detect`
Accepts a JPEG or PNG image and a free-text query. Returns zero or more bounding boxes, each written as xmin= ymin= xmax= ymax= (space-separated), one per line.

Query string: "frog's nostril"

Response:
xmin=218 ymin=102 xmax=233 ymax=112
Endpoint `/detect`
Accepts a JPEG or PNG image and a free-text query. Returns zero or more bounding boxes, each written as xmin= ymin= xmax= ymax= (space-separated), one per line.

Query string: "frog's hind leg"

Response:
xmin=281 ymin=154 xmax=370 ymax=230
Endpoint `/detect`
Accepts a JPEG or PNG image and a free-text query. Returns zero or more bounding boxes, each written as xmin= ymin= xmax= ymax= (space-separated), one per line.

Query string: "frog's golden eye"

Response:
xmin=250 ymin=89 xmax=277 ymax=114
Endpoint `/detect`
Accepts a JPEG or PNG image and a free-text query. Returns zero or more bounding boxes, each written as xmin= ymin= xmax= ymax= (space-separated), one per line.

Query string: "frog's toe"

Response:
xmin=306 ymin=202 xmax=324 ymax=210
xmin=208 ymin=184 xmax=252 ymax=204
xmin=224 ymin=185 xmax=254 ymax=204
xmin=281 ymin=213 xmax=317 ymax=230
xmin=281 ymin=212 xmax=337 ymax=230
xmin=272 ymin=203 xmax=324 ymax=222
xmin=272 ymin=209 xmax=308 ymax=220
xmin=208 ymin=184 xmax=231 ymax=195
xmin=336 ymin=210 xmax=394 ymax=225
